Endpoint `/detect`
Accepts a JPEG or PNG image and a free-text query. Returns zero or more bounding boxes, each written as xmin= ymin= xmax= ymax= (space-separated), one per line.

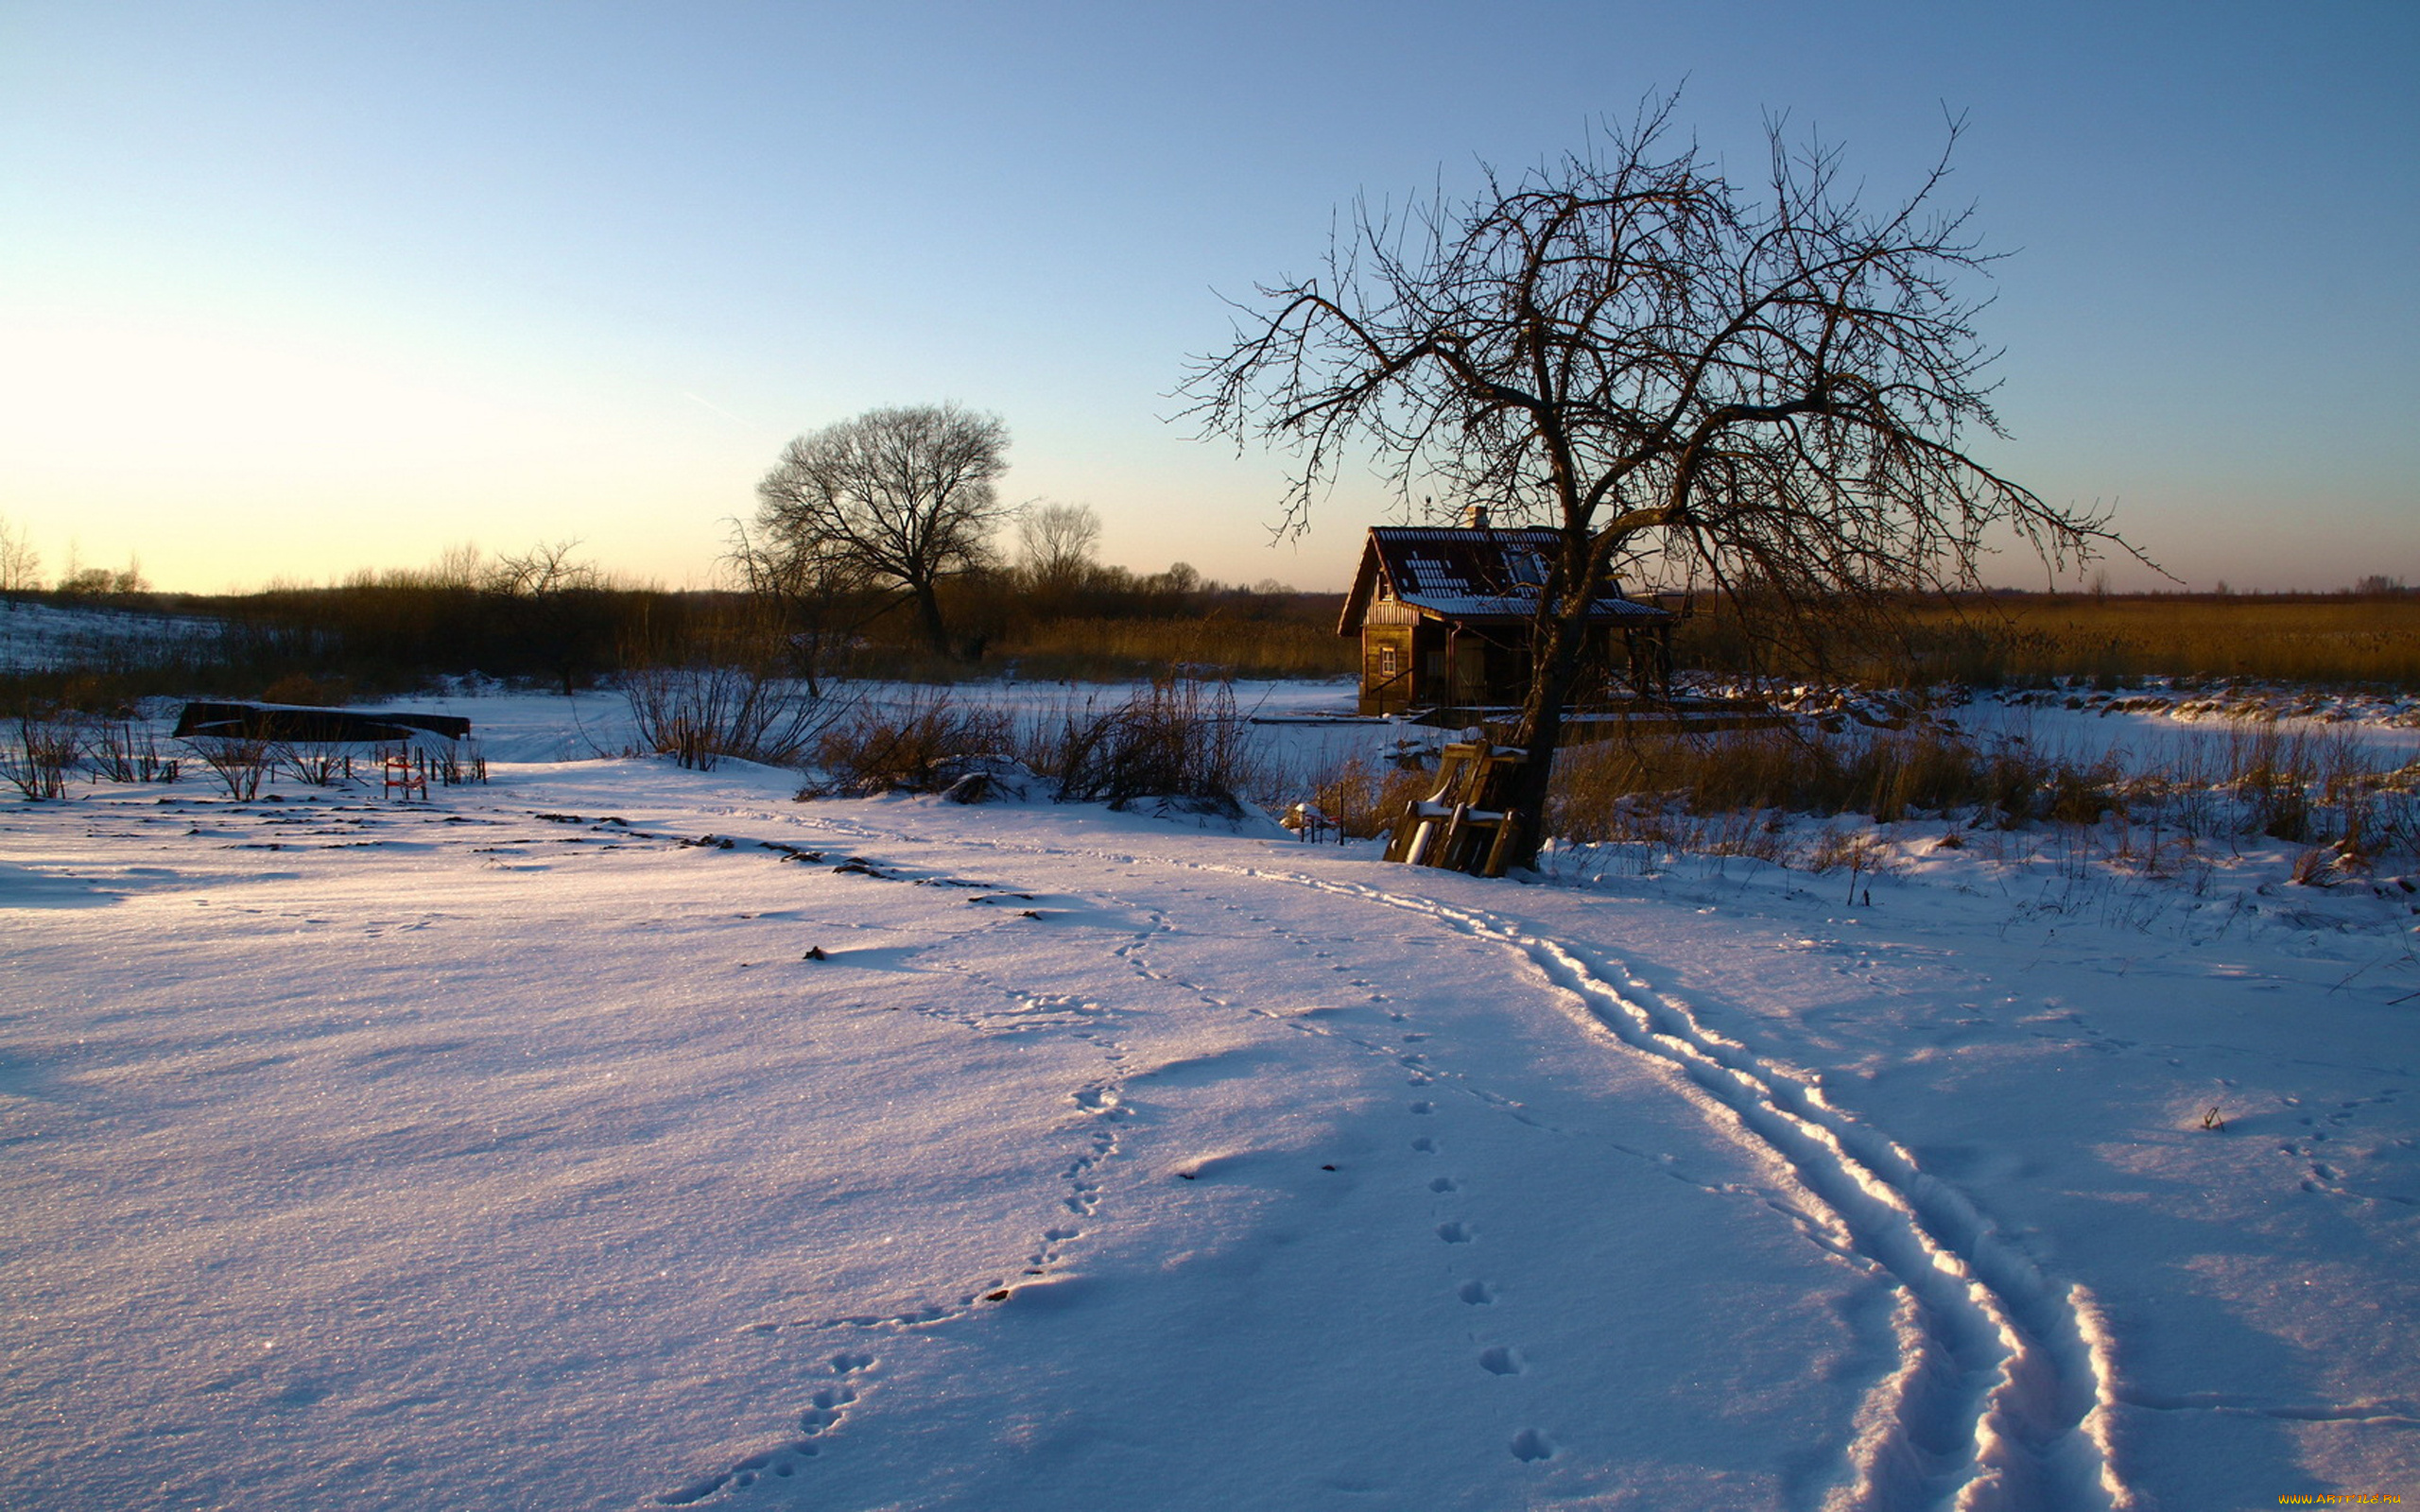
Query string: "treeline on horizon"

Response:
xmin=8 ymin=565 xmax=2417 ymax=709
xmin=2 ymin=548 xmax=1357 ymax=708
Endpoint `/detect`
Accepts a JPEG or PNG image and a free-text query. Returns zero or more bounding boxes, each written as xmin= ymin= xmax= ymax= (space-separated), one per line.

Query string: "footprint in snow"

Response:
xmin=1510 ymin=1428 xmax=1554 ymax=1463
xmin=1478 ymin=1346 xmax=1523 ymax=1376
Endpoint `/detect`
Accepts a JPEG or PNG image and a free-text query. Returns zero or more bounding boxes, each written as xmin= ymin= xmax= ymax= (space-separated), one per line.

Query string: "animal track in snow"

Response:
xmin=1435 ymin=1221 xmax=1472 ymax=1245
xmin=653 ymin=1354 xmax=875 ymax=1503
xmin=1457 ymin=1280 xmax=1495 ymax=1305
xmin=1478 ymin=1345 xmax=1523 ymax=1376
xmin=1509 ymin=1428 xmax=1554 ymax=1462
xmin=2278 ymin=1087 xmax=2418 ymax=1207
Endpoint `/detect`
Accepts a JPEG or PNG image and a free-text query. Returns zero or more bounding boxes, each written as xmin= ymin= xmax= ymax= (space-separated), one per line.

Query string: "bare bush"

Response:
xmin=626 ymin=665 xmax=853 ymax=772
xmin=1035 ymin=677 xmax=1264 ymax=814
xmin=85 ymin=720 xmax=179 ymax=783
xmin=804 ymin=690 xmax=1013 ymax=797
xmin=2 ymin=711 xmax=78 ymax=799
xmin=280 ymin=741 xmax=350 ymax=786
xmin=189 ymin=735 xmax=273 ymax=800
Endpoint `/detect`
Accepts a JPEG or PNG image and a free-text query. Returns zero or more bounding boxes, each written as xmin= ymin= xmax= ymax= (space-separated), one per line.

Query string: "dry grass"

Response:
xmin=1299 ymin=754 xmax=1442 ymax=839
xmin=1542 ymin=724 xmax=2104 ymax=831
xmin=995 ymin=617 xmax=1353 ymax=680
xmin=1945 ymin=594 xmax=2420 ymax=685
xmin=1678 ymin=593 xmax=2420 ymax=686
xmin=1950 ymin=595 xmax=2420 ymax=685
xmin=1296 ymin=715 xmax=2420 ymax=876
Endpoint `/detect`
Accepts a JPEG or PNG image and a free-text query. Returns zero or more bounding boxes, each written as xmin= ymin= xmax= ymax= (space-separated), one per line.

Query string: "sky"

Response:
xmin=2 ymin=0 xmax=2414 ymax=595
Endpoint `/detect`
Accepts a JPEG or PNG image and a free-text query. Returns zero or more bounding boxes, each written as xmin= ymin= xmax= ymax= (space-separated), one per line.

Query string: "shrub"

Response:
xmin=626 ymin=664 xmax=852 ymax=772
xmin=1035 ymin=676 xmax=1265 ymax=813
xmin=84 ymin=720 xmax=177 ymax=783
xmin=280 ymin=740 xmax=349 ymax=786
xmin=189 ymin=734 xmax=272 ymax=800
xmin=2 ymin=711 xmax=78 ymax=799
xmin=804 ymin=690 xmax=1012 ymax=797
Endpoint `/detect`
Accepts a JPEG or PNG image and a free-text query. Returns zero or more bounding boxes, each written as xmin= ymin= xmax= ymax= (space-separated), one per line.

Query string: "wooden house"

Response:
xmin=1339 ymin=519 xmax=1676 ymax=717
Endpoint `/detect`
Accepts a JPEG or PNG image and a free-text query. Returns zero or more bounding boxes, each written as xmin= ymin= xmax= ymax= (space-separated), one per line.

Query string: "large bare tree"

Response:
xmin=1185 ymin=101 xmax=2122 ymax=868
xmin=754 ymin=404 xmax=1011 ymax=659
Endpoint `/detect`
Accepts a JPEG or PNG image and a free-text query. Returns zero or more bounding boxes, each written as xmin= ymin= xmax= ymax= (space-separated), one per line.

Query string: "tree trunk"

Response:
xmin=1500 ymin=601 xmax=1591 ymax=869
xmin=910 ymin=581 xmax=953 ymax=659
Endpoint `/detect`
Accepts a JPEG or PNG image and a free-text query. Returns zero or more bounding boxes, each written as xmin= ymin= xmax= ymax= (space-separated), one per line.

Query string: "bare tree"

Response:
xmin=487 ymin=540 xmax=606 ymax=695
xmin=753 ymin=404 xmax=1010 ymax=659
xmin=723 ymin=517 xmax=867 ymax=695
xmin=1184 ymin=99 xmax=2126 ymax=868
xmin=1016 ymin=502 xmax=1102 ymax=603
xmin=428 ymin=541 xmax=487 ymax=591
xmin=0 ymin=515 xmax=39 ymax=610
xmin=487 ymin=539 xmax=598 ymax=599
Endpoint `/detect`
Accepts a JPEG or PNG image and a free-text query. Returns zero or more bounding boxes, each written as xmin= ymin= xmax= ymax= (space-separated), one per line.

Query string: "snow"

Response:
xmin=3 ymin=689 xmax=2415 ymax=1510
xmin=0 ymin=600 xmax=221 ymax=672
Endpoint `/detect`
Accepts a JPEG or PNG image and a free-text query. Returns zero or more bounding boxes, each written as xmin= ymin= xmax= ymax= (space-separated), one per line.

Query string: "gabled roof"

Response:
xmin=1338 ymin=525 xmax=1674 ymax=634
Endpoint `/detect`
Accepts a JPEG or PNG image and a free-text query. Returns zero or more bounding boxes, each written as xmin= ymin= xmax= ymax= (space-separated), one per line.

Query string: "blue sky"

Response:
xmin=2 ymin=1 xmax=2413 ymax=593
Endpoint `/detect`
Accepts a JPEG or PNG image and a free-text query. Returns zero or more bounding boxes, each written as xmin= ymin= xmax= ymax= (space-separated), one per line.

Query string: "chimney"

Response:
xmin=1464 ymin=504 xmax=1491 ymax=529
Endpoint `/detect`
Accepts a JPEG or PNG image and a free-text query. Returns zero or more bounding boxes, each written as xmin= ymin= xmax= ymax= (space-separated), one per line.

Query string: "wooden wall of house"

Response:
xmin=1362 ymin=617 xmax=1673 ymax=714
xmin=1358 ymin=624 xmax=1419 ymax=713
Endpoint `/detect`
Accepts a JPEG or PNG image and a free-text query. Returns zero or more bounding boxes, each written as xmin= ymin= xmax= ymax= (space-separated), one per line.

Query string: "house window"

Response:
xmin=1379 ymin=646 xmax=1398 ymax=679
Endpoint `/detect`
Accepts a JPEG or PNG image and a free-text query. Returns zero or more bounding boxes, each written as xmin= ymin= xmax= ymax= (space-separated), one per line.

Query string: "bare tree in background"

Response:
xmin=488 ymin=539 xmax=598 ymax=600
xmin=0 ymin=515 xmax=39 ymax=610
xmin=1017 ymin=502 xmax=1102 ymax=604
xmin=488 ymin=540 xmax=605 ymax=695
xmin=1184 ymin=98 xmax=2128 ymax=868
xmin=723 ymin=518 xmax=866 ymax=696
xmin=753 ymin=404 xmax=1011 ymax=659
xmin=428 ymin=541 xmax=488 ymax=592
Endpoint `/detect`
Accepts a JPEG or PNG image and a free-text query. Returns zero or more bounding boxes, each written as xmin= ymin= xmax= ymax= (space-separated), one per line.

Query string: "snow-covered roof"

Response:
xmin=1340 ymin=525 xmax=1674 ymax=632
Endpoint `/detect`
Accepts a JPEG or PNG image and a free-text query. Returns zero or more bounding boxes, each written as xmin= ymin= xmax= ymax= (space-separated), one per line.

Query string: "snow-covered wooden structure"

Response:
xmin=172 ymin=702 xmax=471 ymax=744
xmin=1338 ymin=519 xmax=1675 ymax=717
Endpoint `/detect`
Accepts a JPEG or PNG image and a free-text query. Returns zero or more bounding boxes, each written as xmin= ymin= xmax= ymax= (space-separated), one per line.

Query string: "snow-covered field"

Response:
xmin=5 ymin=690 xmax=2416 ymax=1511
xmin=0 ymin=600 xmax=221 ymax=672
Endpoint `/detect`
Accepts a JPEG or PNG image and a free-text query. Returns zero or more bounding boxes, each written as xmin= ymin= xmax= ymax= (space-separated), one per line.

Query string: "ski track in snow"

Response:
xmin=710 ymin=797 xmax=2142 ymax=1512
xmin=1231 ymin=865 xmax=2135 ymax=1512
